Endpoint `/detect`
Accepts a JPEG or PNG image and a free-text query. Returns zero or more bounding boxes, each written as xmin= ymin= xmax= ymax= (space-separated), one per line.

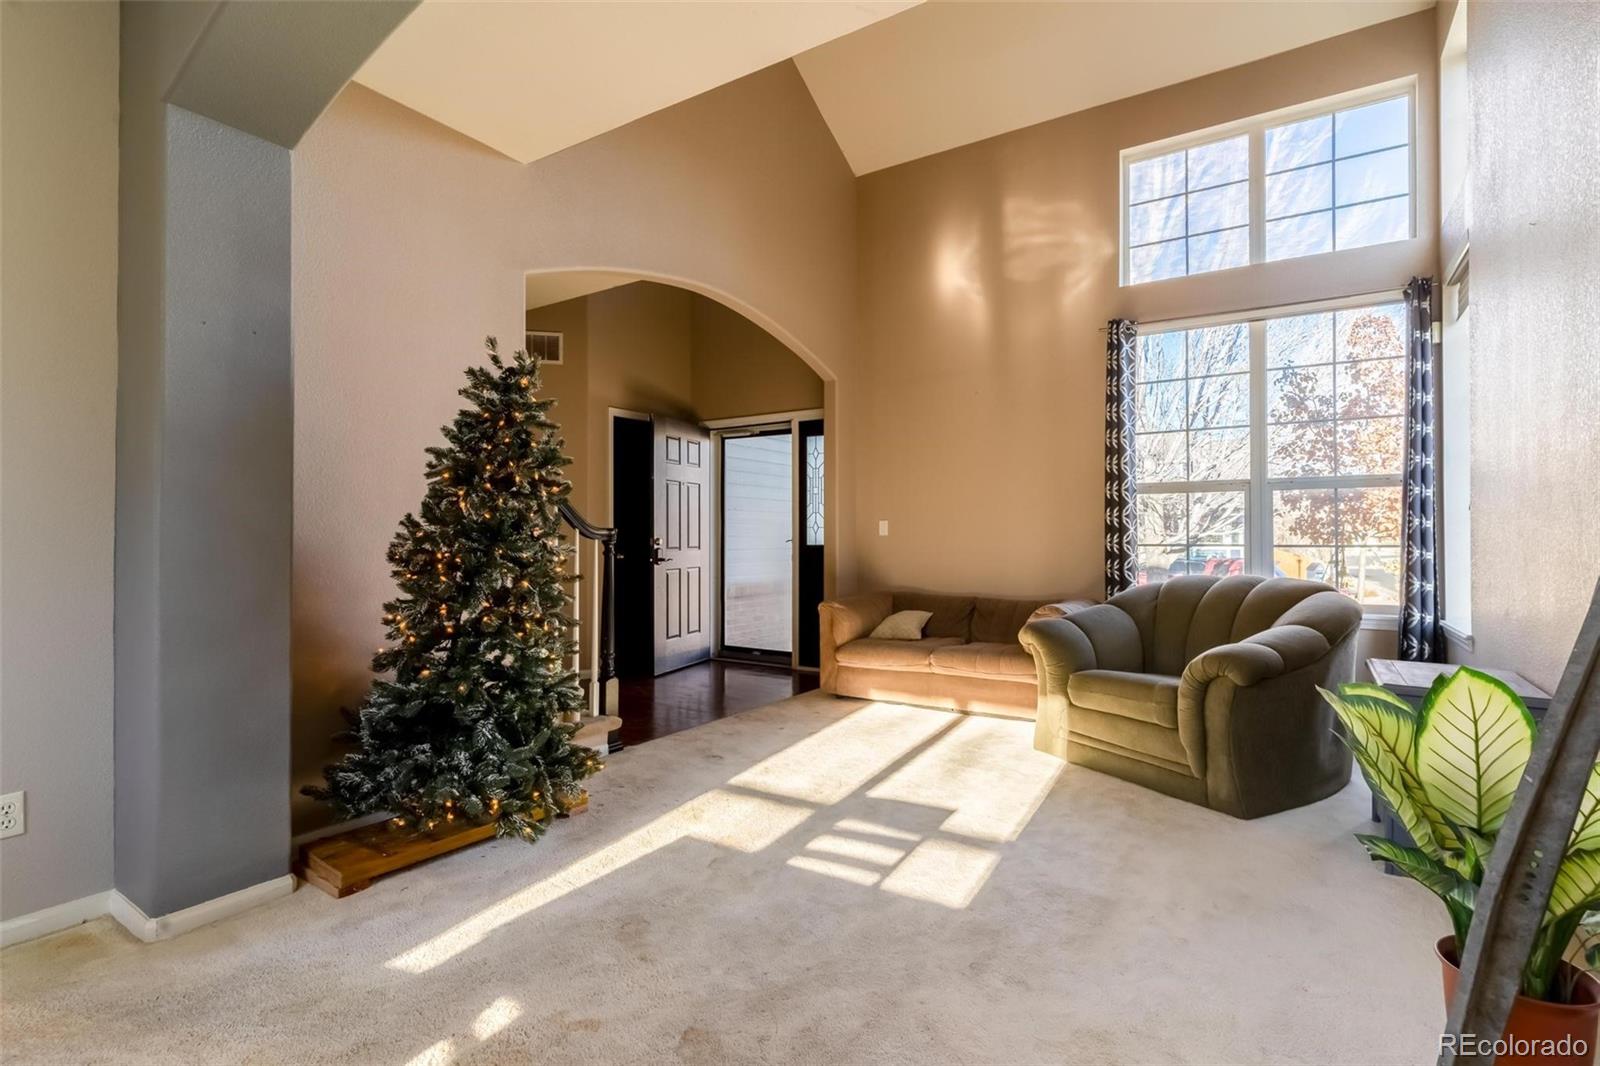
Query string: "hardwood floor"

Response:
xmin=613 ymin=660 xmax=820 ymax=748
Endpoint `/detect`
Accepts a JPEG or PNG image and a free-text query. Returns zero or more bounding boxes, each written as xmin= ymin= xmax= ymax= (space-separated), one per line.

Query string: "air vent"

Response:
xmin=525 ymin=330 xmax=563 ymax=364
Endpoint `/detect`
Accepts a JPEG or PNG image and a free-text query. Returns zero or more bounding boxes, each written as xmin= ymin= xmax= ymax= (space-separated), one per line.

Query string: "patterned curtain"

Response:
xmin=1105 ymin=319 xmax=1138 ymax=595
xmin=1401 ymin=277 xmax=1441 ymax=662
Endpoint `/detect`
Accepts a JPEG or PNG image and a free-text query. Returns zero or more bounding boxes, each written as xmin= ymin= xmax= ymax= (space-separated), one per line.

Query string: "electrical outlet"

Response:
xmin=0 ymin=791 xmax=24 ymax=839
xmin=878 ymin=520 xmax=889 ymax=536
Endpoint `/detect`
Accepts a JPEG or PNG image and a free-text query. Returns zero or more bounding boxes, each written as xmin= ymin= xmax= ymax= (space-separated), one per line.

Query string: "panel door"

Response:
xmin=651 ymin=416 xmax=712 ymax=674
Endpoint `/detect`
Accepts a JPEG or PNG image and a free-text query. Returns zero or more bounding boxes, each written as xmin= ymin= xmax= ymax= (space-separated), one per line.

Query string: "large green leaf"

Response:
xmin=1549 ymin=849 xmax=1600 ymax=923
xmin=1321 ymin=686 xmax=1449 ymax=857
xmin=1357 ymin=833 xmax=1477 ymax=946
xmin=1339 ymin=681 xmax=1416 ymax=712
xmin=1415 ymin=667 xmax=1535 ymax=833
xmin=1570 ymin=762 xmax=1600 ymax=851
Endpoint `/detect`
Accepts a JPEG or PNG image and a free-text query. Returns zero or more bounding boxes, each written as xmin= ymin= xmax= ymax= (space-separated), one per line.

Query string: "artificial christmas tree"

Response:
xmin=307 ymin=337 xmax=601 ymax=841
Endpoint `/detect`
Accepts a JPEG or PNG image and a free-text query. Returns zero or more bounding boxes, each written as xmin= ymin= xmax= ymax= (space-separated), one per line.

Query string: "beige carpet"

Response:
xmin=1 ymin=692 xmax=1446 ymax=1065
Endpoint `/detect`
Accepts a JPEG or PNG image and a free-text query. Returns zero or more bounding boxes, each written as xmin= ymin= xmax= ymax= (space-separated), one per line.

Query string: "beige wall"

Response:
xmin=0 ymin=0 xmax=120 ymax=919
xmin=523 ymin=297 xmax=592 ymax=513
xmin=1456 ymin=1 xmax=1600 ymax=693
xmin=293 ymin=66 xmax=851 ymax=834
xmin=525 ymin=281 xmax=825 ymax=520
xmin=693 ymin=295 xmax=825 ymax=421
xmin=850 ymin=12 xmax=1438 ymax=609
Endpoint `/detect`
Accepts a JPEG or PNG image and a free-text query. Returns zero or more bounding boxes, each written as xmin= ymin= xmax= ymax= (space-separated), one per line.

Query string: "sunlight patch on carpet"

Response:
xmin=387 ymin=789 xmax=811 ymax=974
xmin=728 ymin=701 xmax=950 ymax=804
xmin=403 ymin=1038 xmax=453 ymax=1066
xmin=389 ymin=702 xmax=1062 ymax=974
xmin=880 ymin=838 xmax=1000 ymax=909
xmin=867 ymin=714 xmax=1061 ymax=842
xmin=472 ymin=996 xmax=522 ymax=1040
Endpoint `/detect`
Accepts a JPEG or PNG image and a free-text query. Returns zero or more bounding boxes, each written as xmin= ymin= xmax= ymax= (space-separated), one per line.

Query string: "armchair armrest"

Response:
xmin=1182 ymin=623 xmax=1354 ymax=818
xmin=1019 ymin=616 xmax=1098 ymax=695
xmin=1028 ymin=599 xmax=1097 ymax=624
xmin=1182 ymin=624 xmax=1333 ymax=690
xmin=819 ymin=592 xmax=892 ymax=647
xmin=818 ymin=592 xmax=892 ymax=691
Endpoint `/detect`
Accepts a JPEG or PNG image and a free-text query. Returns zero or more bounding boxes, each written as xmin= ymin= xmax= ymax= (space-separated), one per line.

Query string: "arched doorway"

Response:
xmin=524 ymin=273 xmax=826 ymax=747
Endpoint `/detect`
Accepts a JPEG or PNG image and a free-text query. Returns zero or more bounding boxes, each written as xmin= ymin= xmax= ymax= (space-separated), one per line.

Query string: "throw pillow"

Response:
xmin=869 ymin=609 xmax=933 ymax=641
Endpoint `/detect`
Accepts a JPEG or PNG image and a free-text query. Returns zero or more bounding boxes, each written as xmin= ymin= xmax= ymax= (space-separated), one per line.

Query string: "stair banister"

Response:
xmin=556 ymin=500 xmax=618 ymax=718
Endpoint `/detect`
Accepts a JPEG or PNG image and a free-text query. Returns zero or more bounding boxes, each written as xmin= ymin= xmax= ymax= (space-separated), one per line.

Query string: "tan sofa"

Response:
xmin=819 ymin=591 xmax=1092 ymax=716
xmin=1019 ymin=574 xmax=1361 ymax=818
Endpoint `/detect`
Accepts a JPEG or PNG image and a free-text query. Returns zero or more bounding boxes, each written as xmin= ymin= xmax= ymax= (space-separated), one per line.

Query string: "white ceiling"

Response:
xmin=794 ymin=0 xmax=1432 ymax=175
xmin=354 ymin=0 xmax=918 ymax=164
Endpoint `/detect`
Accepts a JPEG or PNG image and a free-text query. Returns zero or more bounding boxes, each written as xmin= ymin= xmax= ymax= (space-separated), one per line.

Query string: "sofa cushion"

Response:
xmin=1068 ymin=670 xmax=1180 ymax=728
xmin=835 ymin=637 xmax=963 ymax=672
xmin=868 ymin=609 xmax=933 ymax=641
xmin=973 ymin=598 xmax=1052 ymax=644
xmin=928 ymin=641 xmax=1036 ymax=681
xmin=890 ymin=592 xmax=975 ymax=640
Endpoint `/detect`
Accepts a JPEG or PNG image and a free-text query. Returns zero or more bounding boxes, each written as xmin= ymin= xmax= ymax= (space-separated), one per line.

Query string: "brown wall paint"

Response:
xmin=1453 ymin=1 xmax=1600 ymax=692
xmin=293 ymin=71 xmax=847 ymax=833
xmin=850 ymin=12 xmax=1438 ymax=609
xmin=692 ymin=295 xmax=825 ymax=422
xmin=525 ymin=281 xmax=822 ymax=522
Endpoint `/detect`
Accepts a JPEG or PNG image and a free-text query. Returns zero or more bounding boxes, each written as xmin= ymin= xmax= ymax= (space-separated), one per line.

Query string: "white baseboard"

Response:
xmin=109 ymin=874 xmax=295 ymax=943
xmin=1 ymin=890 xmax=112 ymax=948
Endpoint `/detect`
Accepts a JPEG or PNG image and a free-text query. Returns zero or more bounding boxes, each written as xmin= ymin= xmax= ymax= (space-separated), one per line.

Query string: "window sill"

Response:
xmin=1441 ymin=620 xmax=1474 ymax=651
xmin=1360 ymin=612 xmax=1400 ymax=632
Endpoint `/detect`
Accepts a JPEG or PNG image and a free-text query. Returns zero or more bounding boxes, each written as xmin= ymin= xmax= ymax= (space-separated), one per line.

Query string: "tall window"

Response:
xmin=1123 ymin=83 xmax=1415 ymax=285
xmin=1135 ymin=300 xmax=1406 ymax=609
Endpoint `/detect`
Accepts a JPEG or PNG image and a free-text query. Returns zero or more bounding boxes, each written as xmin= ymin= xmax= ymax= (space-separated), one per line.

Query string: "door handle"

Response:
xmin=650 ymin=538 xmax=673 ymax=566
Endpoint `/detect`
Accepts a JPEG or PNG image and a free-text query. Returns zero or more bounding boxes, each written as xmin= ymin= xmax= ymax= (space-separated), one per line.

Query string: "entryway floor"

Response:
xmin=614 ymin=660 xmax=819 ymax=749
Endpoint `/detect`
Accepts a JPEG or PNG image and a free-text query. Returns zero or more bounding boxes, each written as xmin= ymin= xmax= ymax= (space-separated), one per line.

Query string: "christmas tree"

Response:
xmin=307 ymin=337 xmax=601 ymax=840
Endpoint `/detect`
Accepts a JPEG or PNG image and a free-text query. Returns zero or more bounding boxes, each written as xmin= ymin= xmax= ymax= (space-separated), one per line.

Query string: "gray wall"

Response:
xmin=109 ymin=0 xmax=409 ymax=920
xmin=1458 ymin=1 xmax=1600 ymax=691
xmin=0 ymin=0 xmax=120 ymax=920
xmin=113 ymin=93 xmax=294 ymax=919
xmin=128 ymin=106 xmax=293 ymax=916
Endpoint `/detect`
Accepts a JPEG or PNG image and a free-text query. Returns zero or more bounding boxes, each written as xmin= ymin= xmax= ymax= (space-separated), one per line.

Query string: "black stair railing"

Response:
xmin=556 ymin=500 xmax=618 ymax=718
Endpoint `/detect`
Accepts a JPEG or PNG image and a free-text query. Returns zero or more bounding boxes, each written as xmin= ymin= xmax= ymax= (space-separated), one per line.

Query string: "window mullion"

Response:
xmin=1247 ymin=319 xmax=1269 ymax=577
xmin=1248 ymin=127 xmax=1265 ymax=266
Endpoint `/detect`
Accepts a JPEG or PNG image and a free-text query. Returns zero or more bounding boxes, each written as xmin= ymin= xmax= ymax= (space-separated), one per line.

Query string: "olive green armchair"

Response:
xmin=1019 ymin=575 xmax=1362 ymax=819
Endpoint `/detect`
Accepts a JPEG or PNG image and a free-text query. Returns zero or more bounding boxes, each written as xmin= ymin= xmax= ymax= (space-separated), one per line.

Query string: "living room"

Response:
xmin=3 ymin=1 xmax=1597 ymax=1063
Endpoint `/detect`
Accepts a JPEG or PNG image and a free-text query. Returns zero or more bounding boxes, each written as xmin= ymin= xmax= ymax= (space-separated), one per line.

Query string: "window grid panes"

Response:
xmin=1133 ymin=326 xmax=1250 ymax=585
xmin=1135 ymin=301 xmax=1405 ymax=607
xmin=1126 ymin=135 xmax=1249 ymax=284
xmin=1123 ymin=86 xmax=1414 ymax=284
xmin=1265 ymin=95 xmax=1411 ymax=262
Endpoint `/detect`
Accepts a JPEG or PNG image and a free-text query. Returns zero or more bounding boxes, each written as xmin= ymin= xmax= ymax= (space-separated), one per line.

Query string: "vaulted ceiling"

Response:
xmin=353 ymin=0 xmax=916 ymax=165
xmin=354 ymin=0 xmax=1432 ymax=176
xmin=793 ymin=0 xmax=1432 ymax=175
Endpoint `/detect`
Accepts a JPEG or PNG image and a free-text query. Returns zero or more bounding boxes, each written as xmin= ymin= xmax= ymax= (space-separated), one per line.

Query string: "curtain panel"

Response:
xmin=1401 ymin=277 xmax=1441 ymax=662
xmin=1105 ymin=319 xmax=1138 ymax=596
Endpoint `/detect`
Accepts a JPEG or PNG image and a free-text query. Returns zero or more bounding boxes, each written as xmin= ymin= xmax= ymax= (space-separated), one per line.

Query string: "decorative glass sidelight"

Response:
xmin=805 ymin=434 xmax=824 ymax=547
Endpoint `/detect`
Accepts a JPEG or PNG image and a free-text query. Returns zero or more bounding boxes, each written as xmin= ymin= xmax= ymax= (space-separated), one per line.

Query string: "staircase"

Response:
xmin=557 ymin=500 xmax=622 ymax=754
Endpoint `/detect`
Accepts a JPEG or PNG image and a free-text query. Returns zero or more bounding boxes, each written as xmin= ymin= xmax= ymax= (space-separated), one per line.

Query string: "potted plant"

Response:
xmin=1320 ymin=667 xmax=1600 ymax=1062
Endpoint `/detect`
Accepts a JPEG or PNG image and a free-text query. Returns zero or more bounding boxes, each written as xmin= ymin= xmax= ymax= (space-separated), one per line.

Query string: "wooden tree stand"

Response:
xmin=298 ymin=792 xmax=588 ymax=898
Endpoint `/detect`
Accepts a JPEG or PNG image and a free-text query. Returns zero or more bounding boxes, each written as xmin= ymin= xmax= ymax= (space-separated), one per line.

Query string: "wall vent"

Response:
xmin=525 ymin=330 xmax=563 ymax=364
